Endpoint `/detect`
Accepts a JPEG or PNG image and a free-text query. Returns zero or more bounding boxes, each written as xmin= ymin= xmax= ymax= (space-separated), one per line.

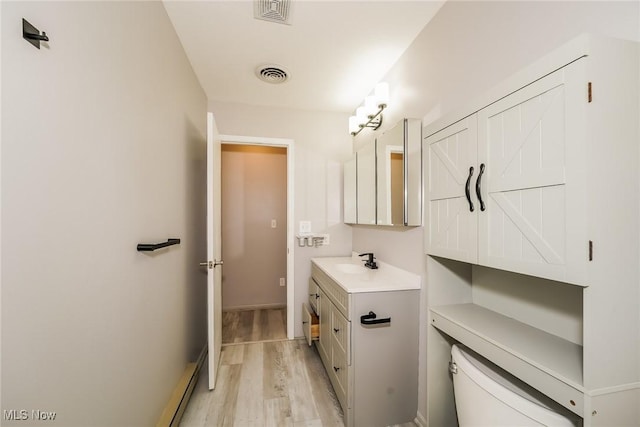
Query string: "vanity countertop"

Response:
xmin=311 ymin=253 xmax=420 ymax=293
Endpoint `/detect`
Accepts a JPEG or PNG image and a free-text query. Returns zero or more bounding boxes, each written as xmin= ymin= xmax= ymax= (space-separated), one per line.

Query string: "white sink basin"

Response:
xmin=335 ymin=263 xmax=366 ymax=274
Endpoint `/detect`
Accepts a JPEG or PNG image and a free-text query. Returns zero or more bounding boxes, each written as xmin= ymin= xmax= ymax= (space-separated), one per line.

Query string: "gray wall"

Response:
xmin=350 ymin=1 xmax=640 ymax=424
xmin=1 ymin=2 xmax=207 ymax=426
xmin=221 ymin=145 xmax=287 ymax=310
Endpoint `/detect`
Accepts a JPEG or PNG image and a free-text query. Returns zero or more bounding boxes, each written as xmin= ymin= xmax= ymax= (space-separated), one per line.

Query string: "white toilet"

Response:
xmin=451 ymin=345 xmax=580 ymax=427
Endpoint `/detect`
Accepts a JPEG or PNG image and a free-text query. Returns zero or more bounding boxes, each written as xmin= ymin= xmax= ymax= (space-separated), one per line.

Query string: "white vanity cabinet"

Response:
xmin=310 ymin=257 xmax=420 ymax=427
xmin=424 ymin=35 xmax=639 ymax=427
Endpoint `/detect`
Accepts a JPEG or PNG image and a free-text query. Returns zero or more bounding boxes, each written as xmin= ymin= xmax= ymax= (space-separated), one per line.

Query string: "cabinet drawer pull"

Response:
xmin=333 ymin=366 xmax=340 ymax=372
xmin=333 ymin=328 xmax=340 ymax=333
xmin=476 ymin=163 xmax=486 ymax=212
xmin=465 ymin=166 xmax=475 ymax=212
xmin=360 ymin=311 xmax=391 ymax=325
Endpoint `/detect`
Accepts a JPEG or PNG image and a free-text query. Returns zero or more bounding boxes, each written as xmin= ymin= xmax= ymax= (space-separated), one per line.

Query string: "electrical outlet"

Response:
xmin=279 ymin=277 xmax=286 ymax=287
xmin=271 ymin=219 xmax=277 ymax=228
xmin=317 ymin=234 xmax=330 ymax=245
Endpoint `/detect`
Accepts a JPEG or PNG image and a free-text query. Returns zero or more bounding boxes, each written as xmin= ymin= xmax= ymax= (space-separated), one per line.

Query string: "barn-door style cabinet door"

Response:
xmin=477 ymin=62 xmax=590 ymax=286
xmin=424 ymin=116 xmax=478 ymax=263
xmin=425 ymin=57 xmax=589 ymax=285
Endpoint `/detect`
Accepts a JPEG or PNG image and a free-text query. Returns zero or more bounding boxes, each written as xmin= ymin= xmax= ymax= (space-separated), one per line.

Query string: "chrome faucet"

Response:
xmin=359 ymin=253 xmax=378 ymax=269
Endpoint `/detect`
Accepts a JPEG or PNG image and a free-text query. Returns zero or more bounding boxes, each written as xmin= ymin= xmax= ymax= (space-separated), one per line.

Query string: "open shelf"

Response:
xmin=431 ymin=303 xmax=585 ymax=416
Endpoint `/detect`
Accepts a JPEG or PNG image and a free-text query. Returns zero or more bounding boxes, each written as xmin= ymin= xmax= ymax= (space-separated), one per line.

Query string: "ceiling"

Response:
xmin=163 ymin=0 xmax=445 ymax=113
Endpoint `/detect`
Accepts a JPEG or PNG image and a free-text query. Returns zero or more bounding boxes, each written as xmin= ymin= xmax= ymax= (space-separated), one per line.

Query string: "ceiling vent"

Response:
xmin=255 ymin=64 xmax=290 ymax=84
xmin=254 ymin=0 xmax=292 ymax=25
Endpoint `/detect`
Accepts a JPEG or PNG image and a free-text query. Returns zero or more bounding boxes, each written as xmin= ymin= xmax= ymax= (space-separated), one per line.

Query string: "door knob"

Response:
xmin=199 ymin=260 xmax=223 ymax=269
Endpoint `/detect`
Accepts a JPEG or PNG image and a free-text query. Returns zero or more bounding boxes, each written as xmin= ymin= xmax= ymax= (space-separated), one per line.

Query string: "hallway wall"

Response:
xmin=221 ymin=145 xmax=287 ymax=310
xmin=1 ymin=2 xmax=207 ymax=426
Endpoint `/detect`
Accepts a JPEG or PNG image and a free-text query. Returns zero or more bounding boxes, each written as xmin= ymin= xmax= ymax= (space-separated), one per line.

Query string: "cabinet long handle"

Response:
xmin=476 ymin=163 xmax=486 ymax=212
xmin=465 ymin=167 xmax=474 ymax=212
xmin=360 ymin=311 xmax=391 ymax=325
xmin=137 ymin=238 xmax=180 ymax=252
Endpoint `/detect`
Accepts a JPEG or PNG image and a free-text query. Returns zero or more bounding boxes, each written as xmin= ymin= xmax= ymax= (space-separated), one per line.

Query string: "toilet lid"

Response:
xmin=451 ymin=344 xmax=579 ymax=425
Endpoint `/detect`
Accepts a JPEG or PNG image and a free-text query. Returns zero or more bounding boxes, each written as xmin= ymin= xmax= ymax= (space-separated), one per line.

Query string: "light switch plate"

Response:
xmin=299 ymin=221 xmax=311 ymax=234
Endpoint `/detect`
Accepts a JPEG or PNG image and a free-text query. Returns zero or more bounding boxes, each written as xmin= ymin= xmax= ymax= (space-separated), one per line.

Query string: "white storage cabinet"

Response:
xmin=424 ymin=34 xmax=639 ymax=427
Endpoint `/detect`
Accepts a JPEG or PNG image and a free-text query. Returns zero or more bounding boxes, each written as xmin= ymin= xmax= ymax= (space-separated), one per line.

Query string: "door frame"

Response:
xmin=219 ymin=134 xmax=295 ymax=339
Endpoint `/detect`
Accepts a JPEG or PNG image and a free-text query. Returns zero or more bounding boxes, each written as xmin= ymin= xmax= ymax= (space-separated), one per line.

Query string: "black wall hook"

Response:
xmin=23 ymin=18 xmax=49 ymax=49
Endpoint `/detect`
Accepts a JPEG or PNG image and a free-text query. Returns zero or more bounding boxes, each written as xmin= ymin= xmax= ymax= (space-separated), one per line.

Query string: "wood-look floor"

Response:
xmin=182 ymin=308 xmax=417 ymax=427
xmin=180 ymin=339 xmax=344 ymax=426
xmin=222 ymin=308 xmax=287 ymax=344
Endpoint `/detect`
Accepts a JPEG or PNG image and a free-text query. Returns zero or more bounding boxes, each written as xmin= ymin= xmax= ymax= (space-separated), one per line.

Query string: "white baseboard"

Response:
xmin=223 ymin=302 xmax=286 ymax=312
xmin=156 ymin=345 xmax=207 ymax=427
xmin=414 ymin=411 xmax=427 ymax=427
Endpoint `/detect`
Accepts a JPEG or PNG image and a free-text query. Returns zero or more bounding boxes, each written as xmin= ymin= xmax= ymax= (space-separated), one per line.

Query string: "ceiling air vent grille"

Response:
xmin=254 ymin=0 xmax=292 ymax=25
xmin=256 ymin=64 xmax=290 ymax=84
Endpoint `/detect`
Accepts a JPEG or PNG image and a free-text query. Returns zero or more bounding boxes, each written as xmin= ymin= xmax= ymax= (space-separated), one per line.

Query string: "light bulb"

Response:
xmin=356 ymin=106 xmax=367 ymax=126
xmin=375 ymin=82 xmax=389 ymax=107
xmin=349 ymin=116 xmax=359 ymax=134
xmin=364 ymin=96 xmax=378 ymax=118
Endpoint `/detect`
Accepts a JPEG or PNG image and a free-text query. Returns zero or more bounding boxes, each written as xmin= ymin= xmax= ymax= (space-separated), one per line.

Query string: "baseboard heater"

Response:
xmin=156 ymin=345 xmax=207 ymax=427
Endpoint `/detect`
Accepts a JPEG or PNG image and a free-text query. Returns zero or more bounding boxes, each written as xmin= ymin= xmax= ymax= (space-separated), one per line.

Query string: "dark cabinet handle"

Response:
xmin=360 ymin=311 xmax=391 ymax=325
xmin=316 ymin=293 xmax=320 ymax=299
xmin=333 ymin=328 xmax=340 ymax=333
xmin=333 ymin=366 xmax=340 ymax=372
xmin=476 ymin=163 xmax=486 ymax=212
xmin=465 ymin=167 xmax=475 ymax=212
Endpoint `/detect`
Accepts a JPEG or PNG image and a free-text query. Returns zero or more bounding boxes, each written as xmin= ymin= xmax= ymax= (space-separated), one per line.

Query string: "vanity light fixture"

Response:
xmin=349 ymin=82 xmax=389 ymax=136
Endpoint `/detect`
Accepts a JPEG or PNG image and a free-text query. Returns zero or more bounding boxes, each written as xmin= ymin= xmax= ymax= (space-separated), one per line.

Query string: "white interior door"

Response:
xmin=206 ymin=112 xmax=223 ymax=390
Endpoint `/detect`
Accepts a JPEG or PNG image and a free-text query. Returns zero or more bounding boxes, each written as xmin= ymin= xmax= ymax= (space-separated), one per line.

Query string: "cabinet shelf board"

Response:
xmin=431 ymin=303 xmax=585 ymax=416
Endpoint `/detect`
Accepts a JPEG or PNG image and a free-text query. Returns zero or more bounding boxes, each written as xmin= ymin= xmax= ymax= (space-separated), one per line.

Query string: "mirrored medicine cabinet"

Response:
xmin=343 ymin=118 xmax=422 ymax=226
